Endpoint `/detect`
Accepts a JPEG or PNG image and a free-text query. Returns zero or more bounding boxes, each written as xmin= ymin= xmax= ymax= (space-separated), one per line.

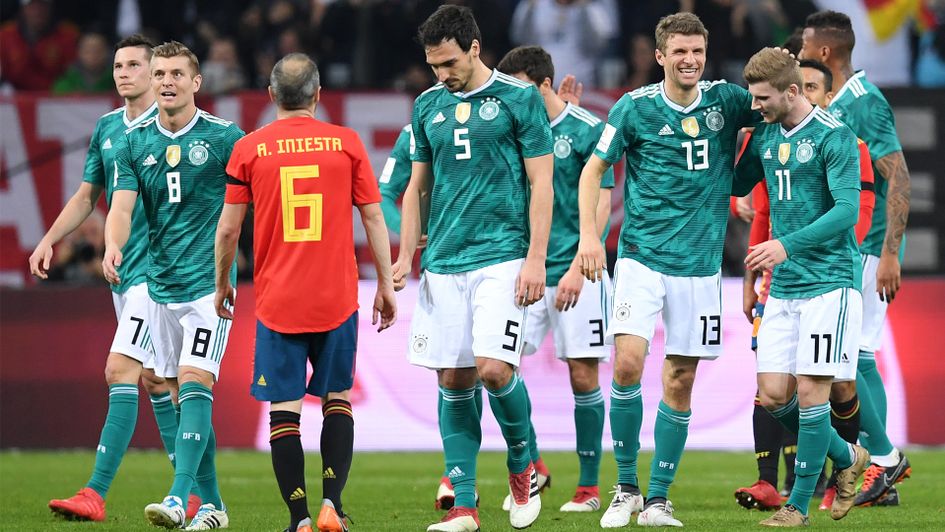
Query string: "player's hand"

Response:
xmin=577 ymin=236 xmax=606 ymax=282
xmin=735 ymin=195 xmax=754 ymax=223
xmin=417 ymin=234 xmax=428 ymax=250
xmin=743 ymin=282 xmax=759 ymax=323
xmin=516 ymin=257 xmax=546 ymax=307
xmin=102 ymin=247 xmax=123 ymax=285
xmin=557 ymin=74 xmax=583 ymax=106
xmin=746 ymin=240 xmax=787 ymax=272
xmin=555 ymin=267 xmax=584 ymax=312
xmin=373 ymin=284 xmax=397 ymax=332
xmin=391 ymin=258 xmax=411 ymax=291
xmin=876 ymin=252 xmax=901 ymax=302
xmin=215 ymin=283 xmax=236 ymax=320
xmin=28 ymin=241 xmax=54 ymax=280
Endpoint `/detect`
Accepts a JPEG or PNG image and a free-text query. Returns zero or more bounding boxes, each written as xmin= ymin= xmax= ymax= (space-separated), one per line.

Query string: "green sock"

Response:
xmin=787 ymin=404 xmax=832 ymax=514
xmin=194 ymin=426 xmax=223 ymax=508
xmin=169 ymin=382 xmax=213 ymax=503
xmin=440 ymin=386 xmax=481 ymax=508
xmin=485 ymin=374 xmax=531 ymax=474
xmin=769 ymin=394 xmax=800 ymax=435
xmin=856 ymin=369 xmax=895 ymax=457
xmin=826 ymin=426 xmax=855 ymax=470
xmin=86 ymin=384 xmax=139 ymax=498
xmin=520 ymin=378 xmax=541 ymax=464
xmin=609 ymin=381 xmax=643 ymax=486
xmin=150 ymin=392 xmax=179 ymax=463
xmin=648 ymin=401 xmax=691 ymax=500
xmin=574 ymin=388 xmax=605 ymax=487
xmin=858 ymin=352 xmax=887 ymax=424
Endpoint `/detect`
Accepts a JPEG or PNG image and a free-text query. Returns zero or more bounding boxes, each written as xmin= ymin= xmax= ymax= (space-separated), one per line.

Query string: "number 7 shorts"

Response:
xmin=408 ymin=259 xmax=527 ymax=369
xmin=110 ymin=282 xmax=156 ymax=369
xmin=607 ymin=257 xmax=723 ymax=359
xmin=147 ymin=291 xmax=235 ymax=380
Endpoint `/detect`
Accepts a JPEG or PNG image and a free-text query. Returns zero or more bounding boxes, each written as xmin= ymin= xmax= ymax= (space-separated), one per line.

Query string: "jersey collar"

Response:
xmin=155 ymin=108 xmax=201 ymax=139
xmin=549 ymin=102 xmax=571 ymax=128
xmin=454 ymin=69 xmax=497 ymax=99
xmin=780 ymin=106 xmax=818 ymax=138
xmin=659 ymin=81 xmax=702 ymax=113
xmin=123 ymin=101 xmax=158 ymax=127
xmin=830 ymin=70 xmax=866 ymax=105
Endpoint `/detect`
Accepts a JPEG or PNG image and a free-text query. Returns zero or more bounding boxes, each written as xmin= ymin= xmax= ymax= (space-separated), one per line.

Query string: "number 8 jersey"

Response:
xmin=410 ymin=69 xmax=553 ymax=274
xmin=114 ymin=109 xmax=245 ymax=303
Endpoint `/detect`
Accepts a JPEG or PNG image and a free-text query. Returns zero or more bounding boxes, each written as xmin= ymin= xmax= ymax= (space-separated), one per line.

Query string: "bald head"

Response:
xmin=270 ymin=53 xmax=320 ymax=110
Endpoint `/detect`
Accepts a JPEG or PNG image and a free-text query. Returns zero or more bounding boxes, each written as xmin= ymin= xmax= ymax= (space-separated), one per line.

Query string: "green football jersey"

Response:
xmin=595 ymin=80 xmax=757 ymax=276
xmin=82 ymin=102 xmax=158 ymax=294
xmin=378 ymin=124 xmax=412 ymax=234
xmin=114 ymin=109 xmax=244 ymax=303
xmin=410 ymin=69 xmax=553 ymax=274
xmin=735 ymin=108 xmax=862 ymax=299
xmin=546 ymin=103 xmax=615 ymax=286
xmin=828 ymin=71 xmax=903 ymax=257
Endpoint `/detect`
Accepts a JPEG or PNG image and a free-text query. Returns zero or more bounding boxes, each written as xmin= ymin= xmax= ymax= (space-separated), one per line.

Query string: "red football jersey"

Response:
xmin=226 ymin=116 xmax=381 ymax=333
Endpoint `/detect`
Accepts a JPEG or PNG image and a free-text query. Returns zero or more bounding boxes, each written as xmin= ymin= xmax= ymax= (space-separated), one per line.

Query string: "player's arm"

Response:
xmin=519 ymin=153 xmax=554 ymax=306
xmin=875 ymin=149 xmax=910 ymax=301
xmin=392 ymin=161 xmax=430 ymax=290
xmin=359 ymin=202 xmax=397 ymax=331
xmin=214 ymin=203 xmax=246 ymax=320
xmin=29 ymin=182 xmax=104 ymax=279
xmin=577 ymin=154 xmax=611 ymax=281
xmin=558 ymin=183 xmax=611 ymax=312
xmin=743 ymin=181 xmax=768 ymax=321
xmin=102 ymin=189 xmax=137 ymax=285
xmin=732 ymin=133 xmax=765 ymax=197
xmin=854 ymin=140 xmax=875 ymax=245
xmin=378 ymin=126 xmax=413 ymax=235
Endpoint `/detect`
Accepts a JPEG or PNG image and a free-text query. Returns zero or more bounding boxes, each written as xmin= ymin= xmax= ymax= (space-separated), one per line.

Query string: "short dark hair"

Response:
xmin=417 ymin=4 xmax=481 ymax=52
xmin=497 ymin=46 xmax=554 ymax=86
xmin=270 ymin=53 xmax=320 ymax=110
xmin=805 ymin=10 xmax=855 ymax=56
xmin=153 ymin=40 xmax=200 ymax=76
xmin=655 ymin=12 xmax=708 ymax=53
xmin=115 ymin=33 xmax=155 ymax=57
xmin=781 ymin=27 xmax=803 ymax=56
xmin=798 ymin=59 xmax=833 ymax=92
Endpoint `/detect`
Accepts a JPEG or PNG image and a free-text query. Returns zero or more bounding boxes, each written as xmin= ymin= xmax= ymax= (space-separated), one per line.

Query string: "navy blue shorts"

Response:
xmin=251 ymin=311 xmax=358 ymax=402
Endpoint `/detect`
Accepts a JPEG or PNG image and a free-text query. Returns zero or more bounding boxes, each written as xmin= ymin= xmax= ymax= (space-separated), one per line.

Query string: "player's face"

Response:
xmin=801 ymin=67 xmax=832 ymax=109
xmin=151 ymin=55 xmax=201 ymax=113
xmin=113 ymin=46 xmax=151 ymax=99
xmin=748 ymin=81 xmax=792 ymax=124
xmin=656 ymin=33 xmax=706 ymax=91
xmin=425 ymin=38 xmax=478 ymax=93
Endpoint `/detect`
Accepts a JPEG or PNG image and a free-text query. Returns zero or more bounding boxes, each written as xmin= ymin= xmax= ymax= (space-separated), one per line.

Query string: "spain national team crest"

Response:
xmin=681 ymin=116 xmax=700 ymax=138
xmin=778 ymin=142 xmax=791 ymax=165
xmin=166 ymin=145 xmax=181 ymax=167
xmin=455 ymin=102 xmax=471 ymax=124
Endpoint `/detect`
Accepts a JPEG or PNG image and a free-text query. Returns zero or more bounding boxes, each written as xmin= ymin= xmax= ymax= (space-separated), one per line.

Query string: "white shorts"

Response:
xmin=607 ymin=258 xmax=723 ymax=359
xmin=148 ymin=291 xmax=234 ymax=380
xmin=111 ymin=282 xmax=156 ymax=369
xmin=408 ymin=259 xmax=528 ymax=369
xmin=523 ymin=273 xmax=612 ymax=361
xmin=859 ymin=254 xmax=887 ymax=353
xmin=757 ymin=288 xmax=863 ymax=378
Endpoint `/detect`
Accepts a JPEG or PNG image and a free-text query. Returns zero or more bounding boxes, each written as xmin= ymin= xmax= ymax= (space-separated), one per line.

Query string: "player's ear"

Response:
xmin=192 ymin=73 xmax=202 ymax=94
xmin=825 ymin=91 xmax=835 ymax=106
xmin=470 ymin=39 xmax=480 ymax=58
xmin=267 ymin=86 xmax=276 ymax=103
xmin=313 ymin=86 xmax=321 ymax=104
xmin=655 ymin=48 xmax=665 ymax=66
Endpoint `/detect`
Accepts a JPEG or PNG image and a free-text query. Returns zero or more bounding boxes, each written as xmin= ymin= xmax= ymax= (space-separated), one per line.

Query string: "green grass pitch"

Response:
xmin=1 ymin=449 xmax=943 ymax=530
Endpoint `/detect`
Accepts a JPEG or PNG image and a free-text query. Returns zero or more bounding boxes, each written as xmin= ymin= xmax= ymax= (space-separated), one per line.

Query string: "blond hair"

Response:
xmin=655 ymin=12 xmax=708 ymax=53
xmin=743 ymin=47 xmax=801 ymax=91
xmin=152 ymin=40 xmax=200 ymax=76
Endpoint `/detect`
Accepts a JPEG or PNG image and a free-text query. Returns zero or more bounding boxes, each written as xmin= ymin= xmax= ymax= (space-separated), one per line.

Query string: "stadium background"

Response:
xmin=1 ymin=0 xmax=943 ymax=455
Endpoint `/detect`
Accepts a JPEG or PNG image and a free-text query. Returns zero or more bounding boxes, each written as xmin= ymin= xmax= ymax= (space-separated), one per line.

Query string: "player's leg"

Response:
xmin=252 ymin=319 xmax=314 ymax=531
xmin=821 ymin=380 xmax=859 ymax=510
xmin=601 ymin=259 xmax=660 ymax=528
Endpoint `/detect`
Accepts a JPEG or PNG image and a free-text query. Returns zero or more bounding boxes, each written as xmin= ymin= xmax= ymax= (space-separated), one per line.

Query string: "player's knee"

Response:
xmin=757 ymin=389 xmax=789 ymax=411
xmin=830 ymin=381 xmax=856 ymax=403
xmin=140 ymin=369 xmax=168 ymax=395
xmin=103 ymin=352 xmax=142 ymax=385
xmin=476 ymin=359 xmax=514 ymax=391
xmin=568 ymin=359 xmax=599 ymax=393
xmin=177 ymin=366 xmax=215 ymax=389
xmin=612 ymin=353 xmax=643 ymax=385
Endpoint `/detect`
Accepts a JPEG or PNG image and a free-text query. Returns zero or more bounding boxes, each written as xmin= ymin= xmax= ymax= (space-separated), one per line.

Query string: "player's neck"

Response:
xmin=832 ymin=63 xmax=856 ymax=94
xmin=544 ymin=91 xmax=567 ymax=122
xmin=462 ymin=61 xmax=493 ymax=93
xmin=124 ymin=94 xmax=155 ymax=121
xmin=159 ymin=104 xmax=198 ymax=133
xmin=780 ymin=99 xmax=814 ymax=131
xmin=277 ymin=108 xmax=315 ymax=120
xmin=663 ymin=80 xmax=699 ymax=108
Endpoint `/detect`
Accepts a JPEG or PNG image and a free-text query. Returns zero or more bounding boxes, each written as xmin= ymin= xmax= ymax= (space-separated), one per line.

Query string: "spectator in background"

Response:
xmin=53 ymin=32 xmax=113 ymax=94
xmin=619 ymin=1 xmax=685 ymax=89
xmin=45 ymin=210 xmax=106 ymax=284
xmin=510 ymin=0 xmax=618 ymax=88
xmin=0 ymin=0 xmax=78 ymax=90
xmin=201 ymin=37 xmax=247 ymax=95
xmin=916 ymin=1 xmax=945 ymax=87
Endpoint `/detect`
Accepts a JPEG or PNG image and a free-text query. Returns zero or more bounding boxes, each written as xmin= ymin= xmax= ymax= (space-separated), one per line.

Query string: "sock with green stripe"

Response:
xmin=150 ymin=392 xmax=179 ymax=463
xmin=440 ymin=386 xmax=481 ymax=508
xmin=769 ymin=394 xmax=800 ymax=435
xmin=194 ymin=426 xmax=223 ymax=509
xmin=856 ymin=369 xmax=895 ymax=457
xmin=574 ymin=387 xmax=605 ymax=487
xmin=787 ymin=403 xmax=832 ymax=514
xmin=648 ymin=401 xmax=691 ymax=500
xmin=440 ymin=382 xmax=485 ymax=478
xmin=609 ymin=381 xmax=643 ymax=487
xmin=168 ymin=382 xmax=213 ymax=503
xmin=86 ymin=384 xmax=139 ymax=498
xmin=486 ymin=374 xmax=531 ymax=474
xmin=857 ymin=352 xmax=887 ymax=424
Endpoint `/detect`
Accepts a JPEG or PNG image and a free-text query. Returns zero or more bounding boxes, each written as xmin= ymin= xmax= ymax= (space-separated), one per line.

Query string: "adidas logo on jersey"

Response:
xmin=764 ymin=148 xmax=772 ymax=160
xmin=432 ymin=112 xmax=446 ymax=124
xmin=143 ymin=154 xmax=157 ymax=166
xmin=658 ymin=124 xmax=673 ymax=136
xmin=447 ymin=466 xmax=465 ymax=479
xmin=102 ymin=138 xmax=112 ymax=149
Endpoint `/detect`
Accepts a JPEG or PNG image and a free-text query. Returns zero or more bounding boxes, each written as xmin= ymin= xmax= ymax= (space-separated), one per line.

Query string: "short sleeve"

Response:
xmin=82 ymin=120 xmax=105 ymax=186
xmin=225 ymin=138 xmax=252 ymax=204
xmin=410 ymin=96 xmax=432 ymax=163
xmin=514 ymin=85 xmax=553 ymax=159
xmin=348 ymin=130 xmax=382 ymax=206
xmin=586 ymin=121 xmax=616 ymax=188
xmin=222 ymin=123 xmax=246 ymax=162
xmin=112 ymin=133 xmax=139 ymax=192
xmin=379 ymin=126 xmax=412 ymax=193
xmin=594 ymin=93 xmax=636 ymax=164
xmin=853 ymin=95 xmax=902 ymax=162
xmin=825 ymin=126 xmax=861 ymax=193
